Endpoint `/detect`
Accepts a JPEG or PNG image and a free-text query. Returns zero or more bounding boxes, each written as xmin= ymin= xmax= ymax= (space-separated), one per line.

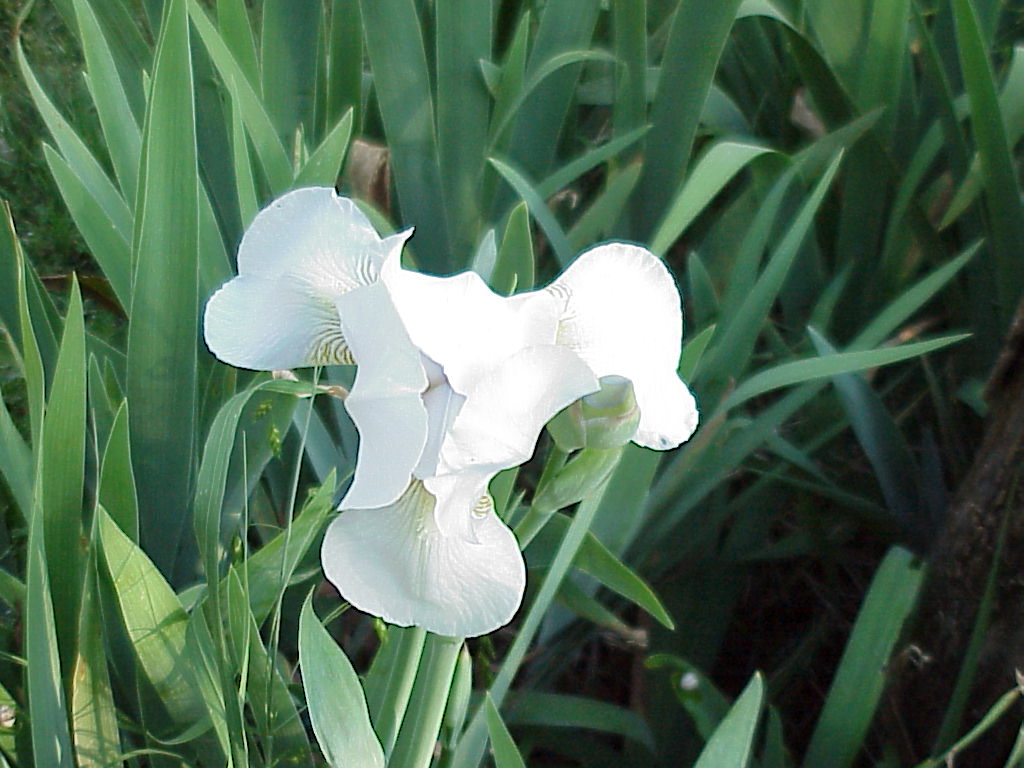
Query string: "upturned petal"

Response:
xmin=203 ymin=187 xmax=410 ymax=370
xmin=434 ymin=345 xmax=599 ymax=478
xmin=545 ymin=243 xmax=698 ymax=450
xmin=336 ymin=281 xmax=430 ymax=510
xmin=321 ymin=476 xmax=525 ymax=637
xmin=380 ymin=255 xmax=562 ymax=394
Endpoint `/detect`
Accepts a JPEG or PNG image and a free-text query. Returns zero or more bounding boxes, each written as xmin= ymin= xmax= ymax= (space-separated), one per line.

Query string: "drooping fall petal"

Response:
xmin=545 ymin=243 xmax=698 ymax=449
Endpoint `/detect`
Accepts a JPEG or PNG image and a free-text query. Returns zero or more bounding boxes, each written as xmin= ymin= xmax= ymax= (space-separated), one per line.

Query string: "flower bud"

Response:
xmin=548 ymin=375 xmax=640 ymax=451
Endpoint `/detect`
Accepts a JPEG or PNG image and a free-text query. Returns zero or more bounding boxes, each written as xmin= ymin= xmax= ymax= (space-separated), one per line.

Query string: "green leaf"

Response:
xmin=325 ymin=0 xmax=362 ymax=134
xmin=25 ymin=506 xmax=75 ymax=768
xmin=568 ymin=159 xmax=643 ymax=250
xmin=41 ymin=277 xmax=87 ymax=676
xmin=188 ymin=0 xmax=293 ymax=193
xmin=723 ymin=334 xmax=970 ymax=411
xmin=634 ymin=0 xmax=744 ymax=237
xmin=485 ymin=695 xmax=528 ymax=768
xmin=436 ymin=0 xmax=492 ymax=264
xmin=803 ymin=547 xmax=923 ymax=768
xmin=73 ymin=0 xmax=141 ymax=203
xmin=215 ymin=0 xmax=258 ymax=84
xmin=70 ymin=556 xmax=121 ymax=768
xmin=360 ymin=0 xmax=450 ymax=269
xmin=952 ymin=0 xmax=1024 ymax=323
xmin=293 ymin=108 xmax=354 ymax=187
xmin=504 ymin=691 xmax=655 ymax=751
xmin=224 ymin=573 xmax=315 ymax=767
xmin=505 ymin=0 xmax=600 ymax=178
xmin=809 ymin=328 xmax=927 ymax=541
xmin=298 ymin=596 xmax=385 ymax=768
xmin=490 ymin=156 xmax=574 ymax=267
xmin=127 ymin=0 xmax=200 ymax=579
xmin=492 ymin=202 xmax=534 ymax=295
xmin=528 ymin=512 xmax=673 ymax=629
xmin=17 ymin=41 xmax=133 ymax=244
xmin=701 ymin=151 xmax=844 ymax=386
xmin=231 ymin=471 xmax=336 ymax=624
xmin=97 ymin=507 xmax=208 ymax=728
xmin=363 ymin=626 xmax=426 ymax=758
xmin=693 ymin=673 xmax=764 ymax=768
xmin=0 ymin=390 xmax=32 ymax=518
xmin=98 ymin=400 xmax=139 ymax=542
xmin=260 ymin=0 xmax=319 ymax=143
xmin=651 ymin=141 xmax=776 ymax=257
xmin=42 ymin=144 xmax=132 ymax=309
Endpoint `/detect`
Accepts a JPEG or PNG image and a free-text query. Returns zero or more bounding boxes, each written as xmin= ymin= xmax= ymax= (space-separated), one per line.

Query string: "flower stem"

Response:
xmin=366 ymin=625 xmax=426 ymax=758
xmin=389 ymin=633 xmax=464 ymax=768
xmin=449 ymin=448 xmax=623 ymax=768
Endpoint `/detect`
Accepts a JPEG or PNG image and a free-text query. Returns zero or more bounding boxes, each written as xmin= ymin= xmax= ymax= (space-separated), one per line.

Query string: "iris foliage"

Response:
xmin=0 ymin=0 xmax=1022 ymax=766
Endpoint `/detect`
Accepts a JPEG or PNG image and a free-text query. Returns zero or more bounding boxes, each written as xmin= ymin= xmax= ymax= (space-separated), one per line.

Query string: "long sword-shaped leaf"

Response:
xmin=803 ymin=547 xmax=923 ymax=768
xmin=634 ymin=0 xmax=743 ymax=238
xmin=41 ymin=278 xmax=87 ymax=676
xmin=360 ymin=0 xmax=450 ymax=270
xmin=127 ymin=0 xmax=199 ymax=578
xmin=952 ymin=0 xmax=1024 ymax=324
xmin=25 ymin=504 xmax=75 ymax=768
xmin=436 ymin=0 xmax=492 ymax=266
xmin=298 ymin=596 xmax=385 ymax=768
xmin=260 ymin=0 xmax=319 ymax=143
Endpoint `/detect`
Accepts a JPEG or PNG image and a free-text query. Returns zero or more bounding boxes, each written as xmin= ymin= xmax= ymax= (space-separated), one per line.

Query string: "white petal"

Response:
xmin=632 ymin=367 xmax=699 ymax=450
xmin=337 ymin=282 xmax=429 ymax=509
xmin=435 ymin=346 xmax=599 ymax=476
xmin=546 ymin=243 xmax=698 ymax=449
xmin=237 ymin=187 xmax=410 ymax=296
xmin=322 ymin=477 xmax=525 ymax=637
xmin=204 ymin=274 xmax=353 ymax=369
xmin=381 ymin=256 xmax=561 ymax=394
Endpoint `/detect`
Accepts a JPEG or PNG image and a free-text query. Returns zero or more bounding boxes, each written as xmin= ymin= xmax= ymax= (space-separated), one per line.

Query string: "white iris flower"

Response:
xmin=203 ymin=187 xmax=698 ymax=638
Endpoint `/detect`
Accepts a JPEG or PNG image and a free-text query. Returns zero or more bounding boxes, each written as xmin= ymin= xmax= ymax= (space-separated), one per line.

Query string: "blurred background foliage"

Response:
xmin=1 ymin=0 xmax=1024 ymax=766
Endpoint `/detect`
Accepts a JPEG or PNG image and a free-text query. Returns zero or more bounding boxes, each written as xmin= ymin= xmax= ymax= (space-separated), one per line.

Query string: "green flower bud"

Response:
xmin=547 ymin=375 xmax=640 ymax=451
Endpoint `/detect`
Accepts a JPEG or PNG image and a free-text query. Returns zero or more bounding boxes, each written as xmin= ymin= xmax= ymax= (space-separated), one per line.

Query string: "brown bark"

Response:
xmin=888 ymin=298 xmax=1024 ymax=764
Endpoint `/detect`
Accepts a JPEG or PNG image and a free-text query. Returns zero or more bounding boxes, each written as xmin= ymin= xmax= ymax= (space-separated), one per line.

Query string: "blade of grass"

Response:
xmin=723 ymin=333 xmax=970 ymax=411
xmin=803 ymin=547 xmax=924 ymax=768
xmin=485 ymin=695 xmax=528 ymax=768
xmin=293 ymin=108 xmax=354 ymax=187
xmin=694 ymin=673 xmax=764 ymax=768
xmin=952 ymin=0 xmax=1024 ymax=325
xmin=98 ymin=400 xmax=139 ymax=542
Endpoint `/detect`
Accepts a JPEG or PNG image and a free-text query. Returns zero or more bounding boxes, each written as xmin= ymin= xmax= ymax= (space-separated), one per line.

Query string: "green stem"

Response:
xmin=389 ymin=633 xmax=464 ymax=768
xmin=366 ymin=625 xmax=427 ymax=758
xmin=450 ymin=448 xmax=623 ymax=768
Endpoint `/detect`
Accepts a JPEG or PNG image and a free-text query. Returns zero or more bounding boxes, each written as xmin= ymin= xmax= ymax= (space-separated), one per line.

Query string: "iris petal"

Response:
xmin=321 ymin=476 xmax=525 ymax=638
xmin=381 ymin=256 xmax=562 ymax=394
xmin=546 ymin=243 xmax=698 ymax=449
xmin=204 ymin=273 xmax=353 ymax=369
xmin=436 ymin=345 xmax=599 ymax=477
xmin=337 ymin=282 xmax=429 ymax=510
xmin=204 ymin=187 xmax=410 ymax=371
